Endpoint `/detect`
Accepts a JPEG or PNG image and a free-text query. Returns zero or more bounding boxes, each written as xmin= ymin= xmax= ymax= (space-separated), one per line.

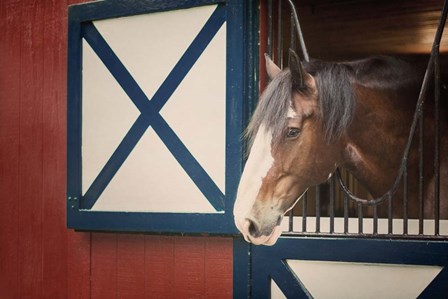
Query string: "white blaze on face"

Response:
xmin=234 ymin=125 xmax=274 ymax=233
xmin=287 ymin=104 xmax=297 ymax=118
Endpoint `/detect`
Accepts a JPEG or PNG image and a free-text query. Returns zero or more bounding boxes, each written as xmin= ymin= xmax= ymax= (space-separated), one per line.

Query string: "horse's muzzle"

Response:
xmin=236 ymin=217 xmax=283 ymax=246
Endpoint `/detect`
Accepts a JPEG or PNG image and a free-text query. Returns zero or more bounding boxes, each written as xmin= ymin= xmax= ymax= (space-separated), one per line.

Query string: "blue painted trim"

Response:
xmin=251 ymin=237 xmax=448 ymax=298
xmin=67 ymin=16 xmax=83 ymax=209
xmin=231 ymin=1 xmax=259 ymax=297
xmin=224 ymin=0 xmax=245 ymax=226
xmin=69 ymin=0 xmax=224 ymax=22
xmin=233 ymin=238 xmax=252 ymax=298
xmin=271 ymin=261 xmax=310 ymax=298
xmin=69 ymin=209 xmax=233 ymax=233
xmin=67 ymin=0 xmax=248 ymax=234
xmin=419 ymin=267 xmax=448 ymax=298
xmin=151 ymin=115 xmax=226 ymax=209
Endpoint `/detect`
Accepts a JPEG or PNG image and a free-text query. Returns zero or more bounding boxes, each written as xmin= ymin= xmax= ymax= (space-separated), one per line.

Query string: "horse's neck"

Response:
xmin=341 ymin=85 xmax=415 ymax=197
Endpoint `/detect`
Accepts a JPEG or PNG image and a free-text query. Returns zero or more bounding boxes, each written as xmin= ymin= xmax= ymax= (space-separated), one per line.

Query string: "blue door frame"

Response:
xmin=234 ymin=237 xmax=448 ymax=298
xmin=67 ymin=0 xmax=259 ymax=234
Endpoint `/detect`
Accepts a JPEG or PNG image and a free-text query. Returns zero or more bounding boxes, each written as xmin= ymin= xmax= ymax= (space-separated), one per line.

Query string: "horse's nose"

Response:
xmin=245 ymin=218 xmax=262 ymax=238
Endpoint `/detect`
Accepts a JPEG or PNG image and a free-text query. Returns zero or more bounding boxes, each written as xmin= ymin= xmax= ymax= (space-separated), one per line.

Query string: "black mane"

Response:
xmin=246 ymin=56 xmax=419 ymax=146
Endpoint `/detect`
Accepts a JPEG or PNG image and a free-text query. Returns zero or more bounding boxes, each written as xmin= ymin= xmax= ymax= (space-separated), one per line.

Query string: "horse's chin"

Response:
xmin=243 ymin=224 xmax=283 ymax=246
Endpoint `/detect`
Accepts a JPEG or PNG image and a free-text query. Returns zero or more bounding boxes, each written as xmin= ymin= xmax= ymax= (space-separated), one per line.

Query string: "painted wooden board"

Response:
xmin=81 ymin=5 xmax=226 ymax=213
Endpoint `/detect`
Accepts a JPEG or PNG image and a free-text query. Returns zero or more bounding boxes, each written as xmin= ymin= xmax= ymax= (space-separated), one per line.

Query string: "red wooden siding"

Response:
xmin=0 ymin=1 xmax=233 ymax=298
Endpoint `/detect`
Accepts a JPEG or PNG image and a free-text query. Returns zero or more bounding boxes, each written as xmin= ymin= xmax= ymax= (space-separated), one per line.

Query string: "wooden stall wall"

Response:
xmin=0 ymin=1 xmax=233 ymax=298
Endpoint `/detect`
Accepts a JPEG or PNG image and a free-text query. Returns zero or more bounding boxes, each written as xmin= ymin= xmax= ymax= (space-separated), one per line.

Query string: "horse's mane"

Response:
xmin=246 ymin=56 xmax=420 ymax=148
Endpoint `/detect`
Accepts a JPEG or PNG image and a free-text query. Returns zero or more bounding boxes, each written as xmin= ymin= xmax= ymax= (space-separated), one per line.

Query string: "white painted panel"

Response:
xmin=160 ymin=24 xmax=226 ymax=193
xmin=92 ymin=5 xmax=217 ymax=101
xmin=271 ymin=280 xmax=287 ymax=299
xmin=82 ymin=40 xmax=140 ymax=195
xmin=82 ymin=4 xmax=226 ymax=213
xmin=92 ymin=128 xmax=220 ymax=212
xmin=270 ymin=260 xmax=442 ymax=299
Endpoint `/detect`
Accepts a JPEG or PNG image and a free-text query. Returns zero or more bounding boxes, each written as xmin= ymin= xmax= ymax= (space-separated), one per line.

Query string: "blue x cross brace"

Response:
xmin=81 ymin=5 xmax=226 ymax=211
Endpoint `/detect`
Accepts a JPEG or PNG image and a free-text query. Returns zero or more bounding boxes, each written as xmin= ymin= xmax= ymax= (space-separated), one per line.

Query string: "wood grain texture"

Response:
xmin=145 ymin=235 xmax=175 ymax=298
xmin=67 ymin=231 xmax=91 ymax=299
xmin=18 ymin=0 xmax=45 ymax=297
xmin=0 ymin=1 xmax=21 ymax=298
xmin=287 ymin=0 xmax=448 ymax=60
xmin=42 ymin=1 xmax=69 ymax=297
xmin=91 ymin=233 xmax=118 ymax=299
xmin=117 ymin=234 xmax=146 ymax=299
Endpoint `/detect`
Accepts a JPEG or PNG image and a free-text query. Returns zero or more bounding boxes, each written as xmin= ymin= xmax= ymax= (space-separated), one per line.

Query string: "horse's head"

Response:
xmin=234 ymin=50 xmax=354 ymax=245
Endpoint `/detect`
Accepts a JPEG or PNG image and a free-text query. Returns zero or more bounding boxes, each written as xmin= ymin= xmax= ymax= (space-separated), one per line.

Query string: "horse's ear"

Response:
xmin=288 ymin=49 xmax=308 ymax=90
xmin=265 ymin=53 xmax=281 ymax=79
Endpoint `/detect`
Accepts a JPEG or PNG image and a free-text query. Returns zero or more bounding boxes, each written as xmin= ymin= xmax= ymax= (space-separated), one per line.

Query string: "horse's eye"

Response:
xmin=286 ymin=127 xmax=301 ymax=139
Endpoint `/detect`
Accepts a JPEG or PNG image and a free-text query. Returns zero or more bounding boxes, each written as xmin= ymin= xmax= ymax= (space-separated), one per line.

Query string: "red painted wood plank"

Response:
xmin=0 ymin=1 xmax=21 ymax=298
xmin=205 ymin=238 xmax=233 ymax=299
xmin=42 ymin=1 xmax=70 ymax=298
xmin=17 ymin=0 xmax=45 ymax=298
xmin=91 ymin=233 xmax=118 ymax=299
xmin=144 ymin=235 xmax=175 ymax=298
xmin=116 ymin=234 xmax=145 ymax=299
xmin=67 ymin=231 xmax=91 ymax=299
xmin=174 ymin=236 xmax=207 ymax=298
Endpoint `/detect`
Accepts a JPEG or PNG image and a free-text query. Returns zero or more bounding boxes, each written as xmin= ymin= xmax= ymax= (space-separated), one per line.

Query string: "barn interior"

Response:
xmin=261 ymin=0 xmax=448 ymax=228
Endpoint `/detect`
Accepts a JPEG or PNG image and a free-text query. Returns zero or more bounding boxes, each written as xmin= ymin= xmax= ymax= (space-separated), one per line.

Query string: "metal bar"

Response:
xmin=277 ymin=0 xmax=283 ymax=68
xmin=373 ymin=205 xmax=378 ymax=235
xmin=329 ymin=177 xmax=335 ymax=234
xmin=315 ymin=185 xmax=320 ymax=233
xmin=434 ymin=47 xmax=441 ymax=236
xmin=302 ymin=192 xmax=307 ymax=232
xmin=358 ymin=203 xmax=363 ymax=234
xmin=286 ymin=0 xmax=309 ymax=61
xmin=388 ymin=195 xmax=393 ymax=235
xmin=335 ymin=0 xmax=448 ymax=206
xmin=419 ymin=111 xmax=424 ymax=235
xmin=290 ymin=12 xmax=295 ymax=50
xmin=344 ymin=194 xmax=348 ymax=234
xmin=267 ymin=0 xmax=273 ymax=58
xmin=403 ymin=165 xmax=408 ymax=235
xmin=288 ymin=210 xmax=293 ymax=232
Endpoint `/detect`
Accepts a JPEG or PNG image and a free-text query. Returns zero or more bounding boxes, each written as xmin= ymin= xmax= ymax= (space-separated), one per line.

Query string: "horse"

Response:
xmin=233 ymin=49 xmax=448 ymax=246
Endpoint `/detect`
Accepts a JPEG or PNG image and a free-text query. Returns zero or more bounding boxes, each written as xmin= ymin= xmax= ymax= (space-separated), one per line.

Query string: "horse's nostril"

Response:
xmin=246 ymin=218 xmax=261 ymax=238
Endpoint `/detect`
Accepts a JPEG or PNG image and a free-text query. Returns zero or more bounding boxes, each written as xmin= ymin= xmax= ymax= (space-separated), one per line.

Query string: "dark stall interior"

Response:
xmin=260 ymin=0 xmax=448 ymax=225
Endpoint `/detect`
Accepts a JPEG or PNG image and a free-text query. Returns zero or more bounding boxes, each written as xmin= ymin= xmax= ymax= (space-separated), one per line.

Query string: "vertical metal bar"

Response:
xmin=403 ymin=165 xmax=408 ymax=235
xmin=388 ymin=195 xmax=393 ymax=235
xmin=358 ymin=203 xmax=363 ymax=234
xmin=267 ymin=0 xmax=273 ymax=58
xmin=277 ymin=0 xmax=283 ymax=68
xmin=290 ymin=12 xmax=295 ymax=50
xmin=373 ymin=205 xmax=378 ymax=235
xmin=329 ymin=177 xmax=335 ymax=234
xmin=344 ymin=194 xmax=348 ymax=234
xmin=315 ymin=186 xmax=320 ymax=233
xmin=434 ymin=48 xmax=440 ymax=236
xmin=287 ymin=0 xmax=309 ymax=62
xmin=288 ymin=209 xmax=293 ymax=232
xmin=419 ymin=111 xmax=424 ymax=235
xmin=302 ymin=192 xmax=307 ymax=232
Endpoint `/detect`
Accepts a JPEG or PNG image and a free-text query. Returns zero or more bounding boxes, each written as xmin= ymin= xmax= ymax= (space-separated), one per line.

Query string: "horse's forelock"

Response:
xmin=246 ymin=62 xmax=357 ymax=155
xmin=245 ymin=70 xmax=293 ymax=154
